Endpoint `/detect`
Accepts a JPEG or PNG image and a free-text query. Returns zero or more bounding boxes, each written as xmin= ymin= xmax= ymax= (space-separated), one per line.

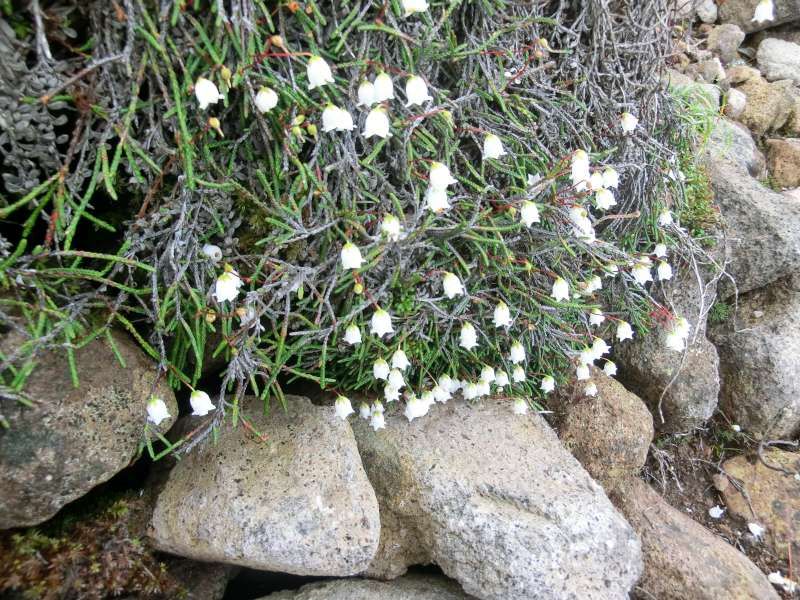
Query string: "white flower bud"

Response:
xmin=657 ymin=261 xmax=673 ymax=281
xmin=255 ymin=87 xmax=278 ymax=113
xmin=340 ymin=242 xmax=364 ymax=270
xmin=201 ymin=243 xmax=222 ymax=262
xmin=602 ymin=167 xmax=619 ymax=189
xmin=620 ymin=112 xmax=638 ymax=134
xmin=381 ymin=214 xmax=402 ymax=241
xmin=512 ymin=365 xmax=525 ymax=382
xmin=402 ymin=0 xmax=429 ymax=16
xmin=603 ymin=360 xmax=617 ymax=376
xmin=425 ymin=186 xmax=451 ymax=213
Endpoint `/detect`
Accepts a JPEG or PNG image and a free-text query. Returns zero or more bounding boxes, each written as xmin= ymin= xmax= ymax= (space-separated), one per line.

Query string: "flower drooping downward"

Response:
xmin=483 ymin=133 xmax=507 ymax=160
xmin=335 ymin=395 xmax=354 ymax=419
xmin=405 ymin=76 xmax=432 ymax=107
xmin=371 ymin=308 xmax=394 ymax=338
xmin=442 ymin=272 xmax=464 ymax=299
xmin=364 ymin=107 xmax=391 ymax=138
xmin=551 ymin=276 xmax=570 ymax=302
xmin=254 ymin=87 xmax=278 ymax=113
xmin=340 ymin=242 xmax=364 ymax=269
xmin=753 ymin=0 xmax=775 ymax=24
xmin=146 ymin=396 xmax=171 ymax=426
xmin=459 ymin=322 xmax=478 ymax=350
xmin=214 ymin=266 xmax=243 ymax=303
xmin=190 ymin=390 xmax=216 ymax=416
xmin=195 ymin=77 xmax=223 ymax=110
xmin=343 ymin=324 xmax=362 ymax=345
xmin=307 ymin=56 xmax=334 ymax=90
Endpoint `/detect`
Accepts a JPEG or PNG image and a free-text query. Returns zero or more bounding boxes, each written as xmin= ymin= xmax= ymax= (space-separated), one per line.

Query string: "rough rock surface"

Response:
xmin=724 ymin=88 xmax=747 ymax=119
xmin=554 ymin=370 xmax=653 ymax=491
xmin=719 ymin=0 xmax=800 ymax=34
xmin=704 ymin=123 xmax=800 ymax=297
xmin=766 ymin=137 xmax=800 ymax=187
xmin=0 ymin=330 xmax=177 ymax=529
xmin=707 ymin=24 xmax=745 ymax=64
xmin=709 ymin=277 xmax=800 ymax=438
xmin=734 ymin=74 xmax=795 ymax=135
xmin=696 ymin=0 xmax=718 ymax=23
xmin=665 ymin=68 xmax=721 ymax=109
xmin=352 ymin=399 xmax=642 ymax=600
xmin=705 ymin=116 xmax=765 ymax=178
xmin=757 ymin=38 xmax=800 ymax=85
xmin=714 ymin=450 xmax=800 ymax=560
xmin=611 ymin=478 xmax=781 ymax=600
xmin=259 ymin=573 xmax=476 ymax=600
xmin=149 ymin=395 xmax=380 ymax=575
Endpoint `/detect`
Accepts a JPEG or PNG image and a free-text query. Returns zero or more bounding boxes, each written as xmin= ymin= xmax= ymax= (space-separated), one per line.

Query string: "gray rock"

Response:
xmin=705 ymin=117 xmax=765 ymax=177
xmin=352 ymin=399 xmax=642 ymax=600
xmin=724 ymin=87 xmax=747 ymax=119
xmin=709 ymin=277 xmax=800 ymax=438
xmin=0 ymin=330 xmax=177 ymax=529
xmin=554 ymin=369 xmax=654 ymax=491
xmin=692 ymin=57 xmax=726 ymax=83
xmin=259 ymin=573 xmax=476 ymax=600
xmin=703 ymin=120 xmax=800 ymax=297
xmin=149 ymin=395 xmax=381 ymax=575
xmin=757 ymin=38 xmax=800 ymax=85
xmin=752 ymin=21 xmax=800 ymax=46
xmin=707 ymin=24 xmax=746 ymax=64
xmin=719 ymin=0 xmax=800 ymax=34
xmin=610 ymin=478 xmax=781 ymax=600
xmin=671 ymin=0 xmax=700 ymax=20
xmin=697 ymin=0 xmax=719 ymax=22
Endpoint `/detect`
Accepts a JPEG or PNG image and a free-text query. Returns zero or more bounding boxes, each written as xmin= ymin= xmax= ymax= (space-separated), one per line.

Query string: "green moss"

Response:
xmin=708 ymin=300 xmax=731 ymax=325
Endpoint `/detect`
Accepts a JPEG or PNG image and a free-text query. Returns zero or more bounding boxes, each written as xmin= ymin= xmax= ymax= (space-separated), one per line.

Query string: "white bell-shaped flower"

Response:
xmin=402 ymin=0 xmax=429 ymax=16
xmin=591 ymin=337 xmax=611 ymax=360
xmin=146 ymin=396 xmax=171 ymax=426
xmin=478 ymin=379 xmax=491 ymax=397
xmin=620 ymin=112 xmax=638 ymax=134
xmin=373 ymin=358 xmax=390 ymax=380
xmin=357 ymin=80 xmax=376 ymax=107
xmin=425 ymin=186 xmax=451 ymax=213
xmin=370 ymin=408 xmax=386 ymax=431
xmin=307 ymin=56 xmax=334 ymax=90
xmin=587 ymin=171 xmax=604 ymax=191
xmin=632 ymin=260 xmax=653 ymax=286
xmin=493 ymin=301 xmax=512 ymax=328
xmin=585 ymin=382 xmax=598 ymax=397
xmin=551 ymin=276 xmax=570 ymax=302
xmin=439 ymin=375 xmax=459 ymax=393
xmin=579 ymin=346 xmax=596 ymax=366
xmin=432 ymin=384 xmax=451 ymax=403
xmin=512 ymin=365 xmax=525 ymax=382
xmin=657 ymin=261 xmax=673 ymax=281
xmin=371 ymin=308 xmax=395 ymax=338
xmin=334 ymin=395 xmax=354 ymax=419
xmin=190 ymin=390 xmax=216 ymax=416
xmin=384 ymin=384 xmax=401 ymax=402
xmin=340 ymin=242 xmax=364 ymax=270
xmin=462 ymin=382 xmax=479 ymax=400
xmin=201 ymin=243 xmax=222 ymax=262
xmin=594 ymin=188 xmax=617 ymax=211
xmin=214 ymin=268 xmax=243 ymax=303
xmin=509 ymin=341 xmax=526 ymax=364
xmin=420 ymin=390 xmax=435 ymax=408
xmin=480 ymin=365 xmax=496 ymax=383
xmin=195 ymin=77 xmax=223 ymax=110
xmin=344 ymin=324 xmax=362 ymax=345
xmin=255 ymin=87 xmax=279 ymax=113
xmin=541 ymin=375 xmax=555 ymax=394
xmin=512 ymin=398 xmax=529 ymax=415
xmin=586 ymin=275 xmax=603 ymax=294
xmin=495 ymin=370 xmax=510 ymax=388
xmin=405 ymin=75 xmax=432 ymax=107
xmin=589 ymin=308 xmax=606 ymax=327
xmin=388 ymin=368 xmax=405 ymax=390
xmin=603 ymin=360 xmax=618 ymax=376
xmin=602 ymin=167 xmax=619 ymax=189
xmin=322 ymin=105 xmax=355 ymax=132
xmin=391 ymin=349 xmax=411 ymax=371
xmin=521 ymin=201 xmax=540 ymax=227
xmin=658 ymin=209 xmax=674 ymax=227
xmin=483 ymin=133 xmax=507 ymax=160
xmin=571 ymin=150 xmax=591 ymax=189
xmin=604 ymin=264 xmax=619 ymax=278
xmin=459 ymin=322 xmax=478 ymax=350
xmin=359 ymin=402 xmax=371 ymax=419
xmin=429 ymin=162 xmax=458 ymax=190
xmin=373 ymin=72 xmax=394 ymax=102
xmin=569 ymin=206 xmax=596 ymax=243
xmin=616 ymin=320 xmax=634 ymax=342
xmin=442 ymin=272 xmax=464 ymax=299
xmin=364 ymin=107 xmax=391 ymax=138
xmin=654 ymin=243 xmax=668 ymax=258
xmin=404 ymin=395 xmax=429 ymax=421
xmin=753 ymin=0 xmax=775 ymax=23
xmin=576 ymin=363 xmax=590 ymax=381
xmin=381 ymin=214 xmax=402 ymax=241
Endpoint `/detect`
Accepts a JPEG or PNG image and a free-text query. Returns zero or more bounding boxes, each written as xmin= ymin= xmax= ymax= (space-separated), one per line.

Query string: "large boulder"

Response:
xmin=714 ymin=450 xmax=800 ymax=560
xmin=709 ymin=277 xmax=800 ymax=438
xmin=719 ymin=0 xmax=800 ymax=34
xmin=259 ymin=573 xmax=475 ymax=600
xmin=0 ymin=329 xmax=177 ymax=529
xmin=766 ymin=137 xmax=800 ymax=187
xmin=703 ymin=122 xmax=800 ymax=297
xmin=705 ymin=116 xmax=765 ymax=178
xmin=611 ymin=478 xmax=781 ymax=600
xmin=352 ymin=399 xmax=642 ymax=600
xmin=149 ymin=395 xmax=381 ymax=575
xmin=757 ymin=38 xmax=800 ymax=85
xmin=554 ymin=369 xmax=654 ymax=491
